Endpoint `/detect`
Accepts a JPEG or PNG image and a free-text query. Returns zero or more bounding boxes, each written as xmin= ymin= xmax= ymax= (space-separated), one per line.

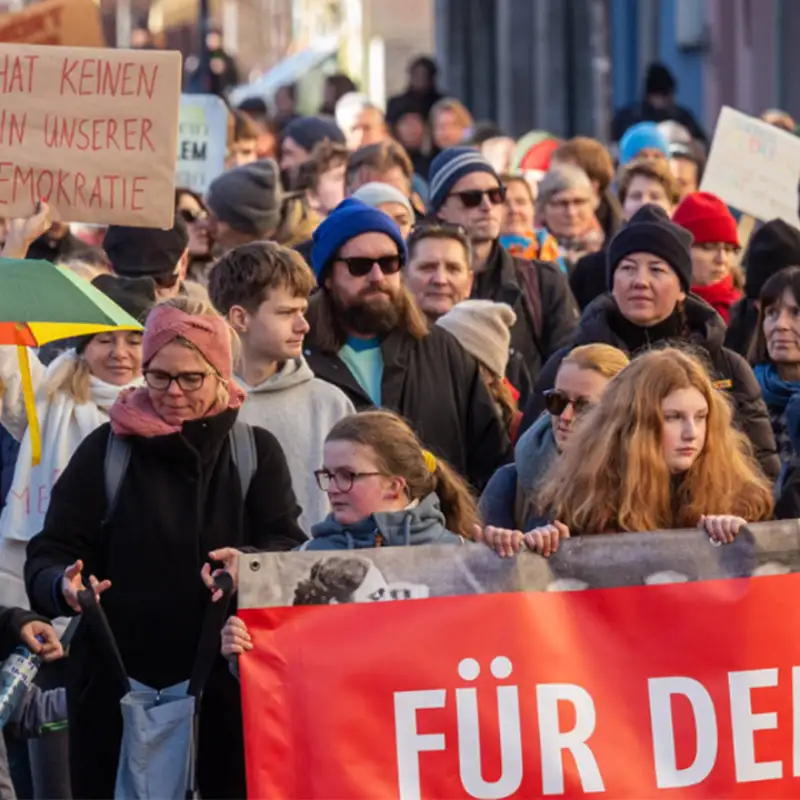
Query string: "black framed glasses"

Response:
xmin=543 ymin=389 xmax=594 ymax=417
xmin=314 ymin=468 xmax=383 ymax=493
xmin=335 ymin=255 xmax=402 ymax=278
xmin=143 ymin=370 xmax=212 ymax=393
xmin=178 ymin=208 xmax=208 ymax=224
xmin=448 ymin=186 xmax=507 ymax=209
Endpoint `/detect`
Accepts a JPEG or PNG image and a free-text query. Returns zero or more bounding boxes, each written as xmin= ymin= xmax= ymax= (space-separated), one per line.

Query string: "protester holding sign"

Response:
xmin=522 ymin=204 xmax=781 ymax=481
xmin=24 ymin=300 xmax=305 ymax=798
xmin=750 ymin=268 xmax=800 ymax=466
xmin=481 ymin=348 xmax=774 ymax=556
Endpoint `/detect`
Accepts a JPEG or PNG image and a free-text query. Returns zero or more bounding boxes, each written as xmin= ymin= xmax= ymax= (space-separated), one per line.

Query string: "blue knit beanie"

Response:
xmin=311 ymin=198 xmax=408 ymax=283
xmin=619 ymin=122 xmax=670 ymax=165
xmin=427 ymin=146 xmax=500 ymax=212
xmin=284 ymin=115 xmax=345 ymax=151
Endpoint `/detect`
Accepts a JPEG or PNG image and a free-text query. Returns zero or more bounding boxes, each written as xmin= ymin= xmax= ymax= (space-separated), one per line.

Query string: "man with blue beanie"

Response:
xmin=305 ymin=197 xmax=511 ymax=488
xmin=618 ymin=121 xmax=670 ymax=165
xmin=429 ymin=146 xmax=578 ymax=387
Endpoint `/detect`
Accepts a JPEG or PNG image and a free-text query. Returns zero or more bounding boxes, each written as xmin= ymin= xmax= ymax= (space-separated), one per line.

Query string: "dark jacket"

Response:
xmin=569 ymin=248 xmax=608 ymax=312
xmin=474 ymin=244 xmax=579 ymax=384
xmin=25 ymin=231 xmax=87 ymax=264
xmin=303 ymin=493 xmax=462 ymax=550
xmin=611 ymin=101 xmax=707 ymax=143
xmin=519 ymin=293 xmax=781 ymax=481
xmin=25 ymin=409 xmax=304 ymax=799
xmin=724 ymin=297 xmax=759 ymax=358
xmin=305 ymin=326 xmax=511 ymax=490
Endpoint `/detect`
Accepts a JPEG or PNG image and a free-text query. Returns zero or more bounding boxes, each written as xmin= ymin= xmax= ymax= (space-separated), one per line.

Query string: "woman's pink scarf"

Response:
xmin=109 ymin=305 xmax=245 ymax=438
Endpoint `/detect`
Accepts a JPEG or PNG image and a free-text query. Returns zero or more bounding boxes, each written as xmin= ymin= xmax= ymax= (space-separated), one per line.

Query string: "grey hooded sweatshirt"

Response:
xmin=237 ymin=357 xmax=355 ymax=534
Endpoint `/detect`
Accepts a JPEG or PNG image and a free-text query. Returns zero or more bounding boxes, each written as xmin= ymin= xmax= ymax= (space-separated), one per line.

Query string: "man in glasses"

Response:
xmin=305 ymin=197 xmax=511 ymax=489
xmin=429 ymin=147 xmax=579 ymax=384
xmin=103 ymin=217 xmax=189 ymax=302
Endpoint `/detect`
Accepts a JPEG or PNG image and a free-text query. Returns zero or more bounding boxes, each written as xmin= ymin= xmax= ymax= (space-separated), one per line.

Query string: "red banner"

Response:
xmin=239 ymin=574 xmax=800 ymax=798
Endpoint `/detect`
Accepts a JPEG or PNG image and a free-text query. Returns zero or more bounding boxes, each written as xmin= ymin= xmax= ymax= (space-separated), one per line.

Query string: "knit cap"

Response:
xmin=607 ymin=204 xmax=694 ymax=291
xmin=104 ymin=218 xmax=189 ymax=278
xmin=435 ymin=300 xmax=517 ymax=377
xmin=311 ymin=198 xmax=408 ymax=283
xmin=619 ymin=121 xmax=670 ymax=165
xmin=427 ymin=146 xmax=500 ymax=212
xmin=206 ymin=159 xmax=282 ymax=236
xmin=284 ymin=115 xmax=345 ymax=151
xmin=352 ymin=182 xmax=413 ymax=218
xmin=745 ymin=219 xmax=800 ymax=299
xmin=672 ymin=192 xmax=739 ymax=246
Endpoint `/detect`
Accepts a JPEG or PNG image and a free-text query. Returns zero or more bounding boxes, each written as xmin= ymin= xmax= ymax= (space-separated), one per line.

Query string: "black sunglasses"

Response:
xmin=335 ymin=255 xmax=402 ymax=278
xmin=543 ymin=389 xmax=594 ymax=417
xmin=178 ymin=208 xmax=207 ymax=224
xmin=449 ymin=186 xmax=507 ymax=209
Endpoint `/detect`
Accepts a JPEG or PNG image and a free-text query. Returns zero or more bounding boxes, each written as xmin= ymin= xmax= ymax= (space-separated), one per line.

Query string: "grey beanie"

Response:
xmin=206 ymin=159 xmax=282 ymax=236
xmin=351 ymin=182 xmax=413 ymax=218
xmin=435 ymin=299 xmax=517 ymax=377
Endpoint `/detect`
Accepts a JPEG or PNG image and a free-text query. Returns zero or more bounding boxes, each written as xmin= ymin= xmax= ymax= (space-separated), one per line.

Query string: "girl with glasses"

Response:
xmin=479 ymin=344 xmax=629 ymax=532
xmin=479 ymin=348 xmax=774 ymax=557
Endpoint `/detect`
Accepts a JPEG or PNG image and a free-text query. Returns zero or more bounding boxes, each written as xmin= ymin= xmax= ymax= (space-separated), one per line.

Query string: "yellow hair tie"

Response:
xmin=422 ymin=449 xmax=438 ymax=474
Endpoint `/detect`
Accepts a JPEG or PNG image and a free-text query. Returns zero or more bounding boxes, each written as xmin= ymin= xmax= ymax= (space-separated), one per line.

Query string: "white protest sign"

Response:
xmin=0 ymin=44 xmax=181 ymax=228
xmin=701 ymin=105 xmax=800 ymax=227
xmin=176 ymin=94 xmax=228 ymax=194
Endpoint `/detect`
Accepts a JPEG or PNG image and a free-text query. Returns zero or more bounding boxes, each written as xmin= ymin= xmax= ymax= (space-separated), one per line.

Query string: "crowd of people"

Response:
xmin=0 ymin=55 xmax=799 ymax=798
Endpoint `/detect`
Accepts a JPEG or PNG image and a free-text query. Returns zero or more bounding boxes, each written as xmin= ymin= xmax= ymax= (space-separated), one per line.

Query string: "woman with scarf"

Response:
xmin=480 ymin=348 xmax=774 ymax=557
xmin=24 ymin=301 xmax=305 ymax=798
xmin=520 ymin=204 xmax=780 ymax=481
xmin=535 ymin=164 xmax=604 ymax=272
xmin=750 ymin=267 xmax=800 ymax=467
xmin=0 ymin=207 xmax=155 ymax=613
xmin=672 ymin=191 xmax=743 ymax=323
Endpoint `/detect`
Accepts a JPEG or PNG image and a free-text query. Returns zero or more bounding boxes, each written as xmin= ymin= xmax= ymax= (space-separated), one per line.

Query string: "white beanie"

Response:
xmin=351 ymin=182 xmax=413 ymax=218
xmin=435 ymin=300 xmax=517 ymax=377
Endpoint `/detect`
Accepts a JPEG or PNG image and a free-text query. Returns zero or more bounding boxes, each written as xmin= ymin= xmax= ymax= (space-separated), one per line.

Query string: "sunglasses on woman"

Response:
xmin=178 ymin=208 xmax=208 ymax=224
xmin=335 ymin=255 xmax=402 ymax=278
xmin=543 ymin=389 xmax=594 ymax=417
xmin=448 ymin=186 xmax=507 ymax=209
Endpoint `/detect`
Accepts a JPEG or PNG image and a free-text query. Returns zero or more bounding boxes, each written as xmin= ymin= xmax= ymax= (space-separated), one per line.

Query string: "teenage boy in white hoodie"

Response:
xmin=208 ymin=241 xmax=355 ymax=534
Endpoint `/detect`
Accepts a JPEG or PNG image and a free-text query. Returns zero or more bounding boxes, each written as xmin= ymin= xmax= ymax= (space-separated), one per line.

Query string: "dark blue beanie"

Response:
xmin=284 ymin=115 xmax=345 ymax=151
xmin=427 ymin=146 xmax=500 ymax=212
xmin=311 ymin=198 xmax=408 ymax=283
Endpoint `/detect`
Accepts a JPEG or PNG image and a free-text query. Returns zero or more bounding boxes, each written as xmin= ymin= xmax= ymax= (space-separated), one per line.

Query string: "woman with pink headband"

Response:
xmin=24 ymin=297 xmax=305 ymax=799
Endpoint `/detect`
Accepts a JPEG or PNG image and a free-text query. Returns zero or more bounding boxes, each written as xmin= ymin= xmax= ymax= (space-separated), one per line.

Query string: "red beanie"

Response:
xmin=672 ymin=191 xmax=739 ymax=247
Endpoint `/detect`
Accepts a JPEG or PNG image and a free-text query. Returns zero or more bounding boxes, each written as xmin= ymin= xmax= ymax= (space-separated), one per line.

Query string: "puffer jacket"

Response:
xmin=302 ymin=493 xmax=462 ymax=550
xmin=519 ymin=293 xmax=781 ymax=481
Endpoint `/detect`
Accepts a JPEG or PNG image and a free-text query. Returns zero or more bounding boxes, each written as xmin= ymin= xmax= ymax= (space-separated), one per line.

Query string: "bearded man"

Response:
xmin=306 ymin=198 xmax=511 ymax=488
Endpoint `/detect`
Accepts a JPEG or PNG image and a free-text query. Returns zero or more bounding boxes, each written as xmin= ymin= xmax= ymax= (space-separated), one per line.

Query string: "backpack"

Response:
xmin=103 ymin=421 xmax=257 ymax=520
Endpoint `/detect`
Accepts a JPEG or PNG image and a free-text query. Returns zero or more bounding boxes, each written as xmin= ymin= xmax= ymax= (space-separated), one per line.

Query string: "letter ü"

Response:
xmin=456 ymin=657 xmax=523 ymax=799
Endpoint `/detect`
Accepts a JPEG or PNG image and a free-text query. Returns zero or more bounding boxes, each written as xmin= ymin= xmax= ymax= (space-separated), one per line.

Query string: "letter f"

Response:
xmin=394 ymin=690 xmax=447 ymax=800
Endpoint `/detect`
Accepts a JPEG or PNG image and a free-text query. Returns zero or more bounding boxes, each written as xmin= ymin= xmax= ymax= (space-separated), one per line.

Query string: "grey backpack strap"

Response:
xmin=103 ymin=432 xmax=131 ymax=522
xmin=229 ymin=421 xmax=257 ymax=499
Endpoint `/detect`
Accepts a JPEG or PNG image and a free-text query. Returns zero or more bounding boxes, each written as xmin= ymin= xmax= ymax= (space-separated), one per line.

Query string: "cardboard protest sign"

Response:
xmin=0 ymin=0 xmax=104 ymax=48
xmin=176 ymin=94 xmax=228 ymax=194
xmin=0 ymin=44 xmax=181 ymax=228
xmin=701 ymin=106 xmax=800 ymax=227
xmin=238 ymin=521 xmax=800 ymax=798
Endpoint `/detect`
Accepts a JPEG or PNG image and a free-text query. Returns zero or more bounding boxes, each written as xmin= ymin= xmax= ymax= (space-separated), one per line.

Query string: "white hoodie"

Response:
xmin=237 ymin=357 xmax=355 ymax=535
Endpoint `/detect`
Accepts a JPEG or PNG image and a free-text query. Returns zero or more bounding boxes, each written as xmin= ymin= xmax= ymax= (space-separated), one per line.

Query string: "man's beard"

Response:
xmin=331 ymin=284 xmax=402 ymax=336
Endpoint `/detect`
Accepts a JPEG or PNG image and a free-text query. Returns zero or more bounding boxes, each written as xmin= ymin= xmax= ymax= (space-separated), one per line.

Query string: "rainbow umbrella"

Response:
xmin=0 ymin=258 xmax=143 ymax=464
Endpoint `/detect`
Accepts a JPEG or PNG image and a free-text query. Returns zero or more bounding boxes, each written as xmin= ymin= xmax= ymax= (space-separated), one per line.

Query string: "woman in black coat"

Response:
xmin=25 ymin=301 xmax=305 ymax=799
xmin=520 ymin=205 xmax=780 ymax=481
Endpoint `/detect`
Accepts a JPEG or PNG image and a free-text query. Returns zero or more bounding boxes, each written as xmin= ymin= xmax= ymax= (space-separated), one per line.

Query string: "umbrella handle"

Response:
xmin=16 ymin=344 xmax=41 ymax=466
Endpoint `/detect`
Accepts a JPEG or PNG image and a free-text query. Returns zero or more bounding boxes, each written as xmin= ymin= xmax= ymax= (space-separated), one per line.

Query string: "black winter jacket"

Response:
xmin=569 ymin=248 xmax=608 ymax=312
xmin=25 ymin=409 xmax=304 ymax=799
xmin=724 ymin=297 xmax=760 ymax=358
xmin=519 ymin=293 xmax=781 ymax=481
xmin=305 ymin=326 xmax=512 ymax=490
xmin=473 ymin=244 xmax=579 ymax=384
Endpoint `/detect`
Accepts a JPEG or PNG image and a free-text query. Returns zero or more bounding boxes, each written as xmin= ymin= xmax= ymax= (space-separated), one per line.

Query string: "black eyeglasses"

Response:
xmin=314 ymin=468 xmax=383 ymax=493
xmin=178 ymin=208 xmax=207 ymax=224
xmin=448 ymin=186 xmax=506 ymax=209
xmin=143 ymin=370 xmax=212 ymax=392
xmin=543 ymin=389 xmax=594 ymax=417
xmin=335 ymin=255 xmax=402 ymax=278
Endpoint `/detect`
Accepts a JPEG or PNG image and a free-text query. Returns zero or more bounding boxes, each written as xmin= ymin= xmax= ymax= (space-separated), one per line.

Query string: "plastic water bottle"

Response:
xmin=0 ymin=642 xmax=41 ymax=728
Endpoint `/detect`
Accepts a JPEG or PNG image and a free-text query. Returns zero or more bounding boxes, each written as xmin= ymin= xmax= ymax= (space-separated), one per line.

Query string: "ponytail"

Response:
xmin=427 ymin=454 xmax=480 ymax=540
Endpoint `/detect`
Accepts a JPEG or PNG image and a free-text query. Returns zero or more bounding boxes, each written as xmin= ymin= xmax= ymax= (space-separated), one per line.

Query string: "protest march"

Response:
xmin=1 ymin=1 xmax=800 ymax=798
